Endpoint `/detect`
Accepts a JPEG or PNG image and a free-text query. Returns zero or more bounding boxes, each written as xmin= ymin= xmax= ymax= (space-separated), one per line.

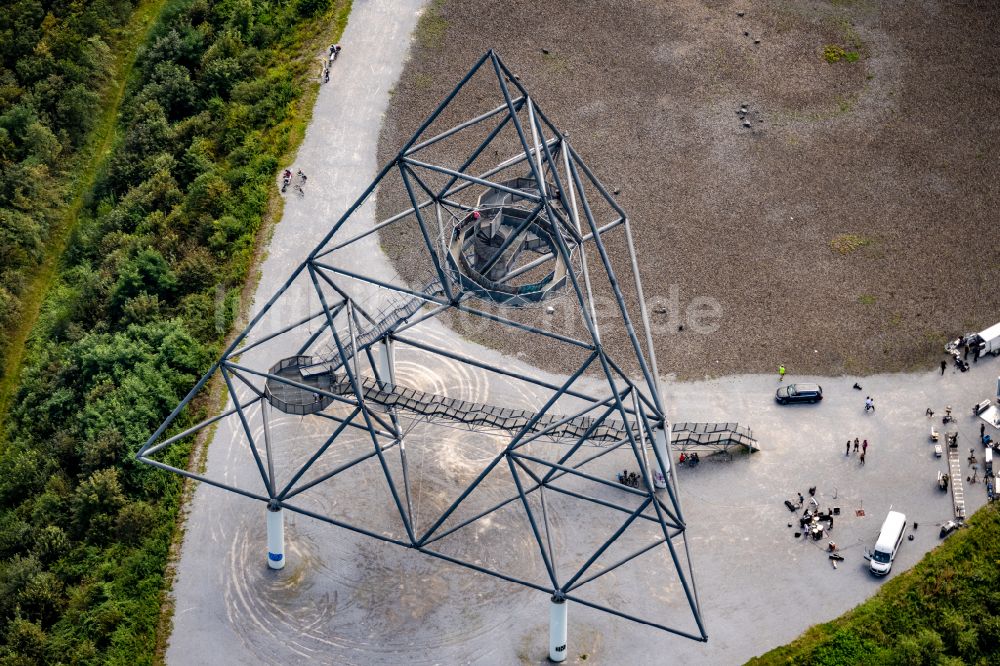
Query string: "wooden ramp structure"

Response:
xmin=947 ymin=443 xmax=966 ymax=521
xmin=671 ymin=422 xmax=759 ymax=455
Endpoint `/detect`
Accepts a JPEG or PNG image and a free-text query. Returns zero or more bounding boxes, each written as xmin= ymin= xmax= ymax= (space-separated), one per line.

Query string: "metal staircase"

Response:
xmin=300 ymin=280 xmax=442 ymax=379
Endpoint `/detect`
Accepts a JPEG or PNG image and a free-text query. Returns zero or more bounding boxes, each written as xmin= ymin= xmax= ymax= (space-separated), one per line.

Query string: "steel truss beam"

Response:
xmin=138 ymin=49 xmax=707 ymax=646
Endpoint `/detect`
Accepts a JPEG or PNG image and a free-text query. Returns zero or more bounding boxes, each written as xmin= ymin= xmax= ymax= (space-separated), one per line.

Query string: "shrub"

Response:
xmin=823 ymin=45 xmax=846 ymax=63
xmin=830 ymin=233 xmax=872 ymax=255
xmin=822 ymin=44 xmax=860 ymax=64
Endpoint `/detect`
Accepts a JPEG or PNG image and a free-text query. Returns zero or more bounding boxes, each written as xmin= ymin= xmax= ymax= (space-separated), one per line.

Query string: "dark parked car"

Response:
xmin=776 ymin=383 xmax=823 ymax=405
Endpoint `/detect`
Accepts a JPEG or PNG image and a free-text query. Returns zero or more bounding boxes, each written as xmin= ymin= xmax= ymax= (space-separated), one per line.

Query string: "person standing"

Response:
xmin=854 ymin=437 xmax=860 ymax=453
xmin=860 ymin=450 xmax=866 ymax=465
xmin=941 ymin=360 xmax=947 ymax=375
xmin=982 ymin=423 xmax=987 ymax=441
xmin=865 ymin=396 xmax=875 ymax=412
xmin=779 ymin=365 xmax=786 ymax=382
xmin=846 ymin=440 xmax=851 ymax=456
xmin=862 ymin=439 xmax=868 ymax=455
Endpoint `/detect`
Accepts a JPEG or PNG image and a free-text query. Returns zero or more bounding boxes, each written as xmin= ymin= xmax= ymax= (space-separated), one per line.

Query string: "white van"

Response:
xmin=869 ymin=510 xmax=907 ymax=576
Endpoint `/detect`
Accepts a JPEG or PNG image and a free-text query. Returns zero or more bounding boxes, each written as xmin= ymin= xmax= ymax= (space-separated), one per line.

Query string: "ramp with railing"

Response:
xmin=265 ymin=358 xmax=758 ymax=454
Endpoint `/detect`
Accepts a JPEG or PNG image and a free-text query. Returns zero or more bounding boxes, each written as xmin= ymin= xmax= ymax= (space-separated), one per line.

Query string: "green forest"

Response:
xmin=0 ymin=0 xmax=147 ymax=393
xmin=0 ymin=0 xmax=348 ymax=662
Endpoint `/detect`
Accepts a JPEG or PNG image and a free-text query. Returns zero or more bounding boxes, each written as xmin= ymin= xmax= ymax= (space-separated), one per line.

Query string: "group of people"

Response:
xmin=799 ymin=504 xmax=835 ymax=540
xmin=678 ymin=451 xmax=700 ymax=467
xmin=322 ymin=44 xmax=342 ymax=83
xmin=617 ymin=470 xmax=643 ymax=488
xmin=845 ymin=437 xmax=870 ymax=465
xmin=615 ymin=455 xmax=698 ymax=487
xmin=281 ymin=169 xmax=307 ymax=195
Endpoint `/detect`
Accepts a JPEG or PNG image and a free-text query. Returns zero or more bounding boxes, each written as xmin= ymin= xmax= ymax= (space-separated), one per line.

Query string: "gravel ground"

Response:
xmin=163 ymin=4 xmax=1000 ymax=662
xmin=376 ymin=0 xmax=1000 ymax=379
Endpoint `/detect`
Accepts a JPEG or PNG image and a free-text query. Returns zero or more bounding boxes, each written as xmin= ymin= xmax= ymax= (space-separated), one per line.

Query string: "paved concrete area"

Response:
xmin=163 ymin=2 xmax=1000 ymax=663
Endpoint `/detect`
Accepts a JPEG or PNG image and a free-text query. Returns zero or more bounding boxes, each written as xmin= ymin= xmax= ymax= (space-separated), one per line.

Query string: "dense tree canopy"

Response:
xmin=0 ymin=0 xmax=137 ymax=377
xmin=0 ymin=0 xmax=346 ymax=661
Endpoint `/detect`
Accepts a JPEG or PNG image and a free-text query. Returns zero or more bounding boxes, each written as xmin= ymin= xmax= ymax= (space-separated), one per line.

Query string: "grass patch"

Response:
xmin=858 ymin=294 xmax=876 ymax=305
xmin=842 ymin=355 xmax=865 ymax=374
xmin=416 ymin=0 xmax=448 ymax=49
xmin=823 ymin=44 xmax=861 ymax=63
xmin=542 ymin=51 xmax=570 ymax=74
xmin=413 ymin=72 xmax=435 ymax=89
xmin=838 ymin=18 xmax=865 ymax=51
xmin=830 ymin=234 xmax=873 ymax=255
xmin=923 ymin=330 xmax=948 ymax=351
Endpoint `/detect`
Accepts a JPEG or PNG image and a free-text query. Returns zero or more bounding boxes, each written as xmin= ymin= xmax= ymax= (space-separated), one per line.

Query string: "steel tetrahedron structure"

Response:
xmin=139 ymin=50 xmax=707 ymax=658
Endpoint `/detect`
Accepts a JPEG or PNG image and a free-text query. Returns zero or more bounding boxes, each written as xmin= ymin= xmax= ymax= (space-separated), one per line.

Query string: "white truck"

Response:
xmin=947 ymin=321 xmax=1000 ymax=360
xmin=968 ymin=321 xmax=1000 ymax=358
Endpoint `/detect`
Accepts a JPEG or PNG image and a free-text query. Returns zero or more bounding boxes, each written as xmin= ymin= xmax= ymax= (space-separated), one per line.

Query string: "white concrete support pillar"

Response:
xmin=549 ymin=595 xmax=568 ymax=662
xmin=266 ymin=502 xmax=285 ymax=570
xmin=652 ymin=424 xmax=671 ymax=489
xmin=378 ymin=338 xmax=395 ymax=385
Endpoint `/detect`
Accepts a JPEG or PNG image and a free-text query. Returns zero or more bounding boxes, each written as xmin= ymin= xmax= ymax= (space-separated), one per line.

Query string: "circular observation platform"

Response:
xmin=446 ymin=176 xmax=572 ymax=307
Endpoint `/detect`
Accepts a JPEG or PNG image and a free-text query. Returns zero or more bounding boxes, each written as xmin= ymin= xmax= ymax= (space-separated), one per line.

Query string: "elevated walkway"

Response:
xmin=262 ymin=266 xmax=756 ymax=452
xmin=265 ymin=360 xmax=758 ymax=453
xmin=332 ymin=373 xmax=629 ymax=443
